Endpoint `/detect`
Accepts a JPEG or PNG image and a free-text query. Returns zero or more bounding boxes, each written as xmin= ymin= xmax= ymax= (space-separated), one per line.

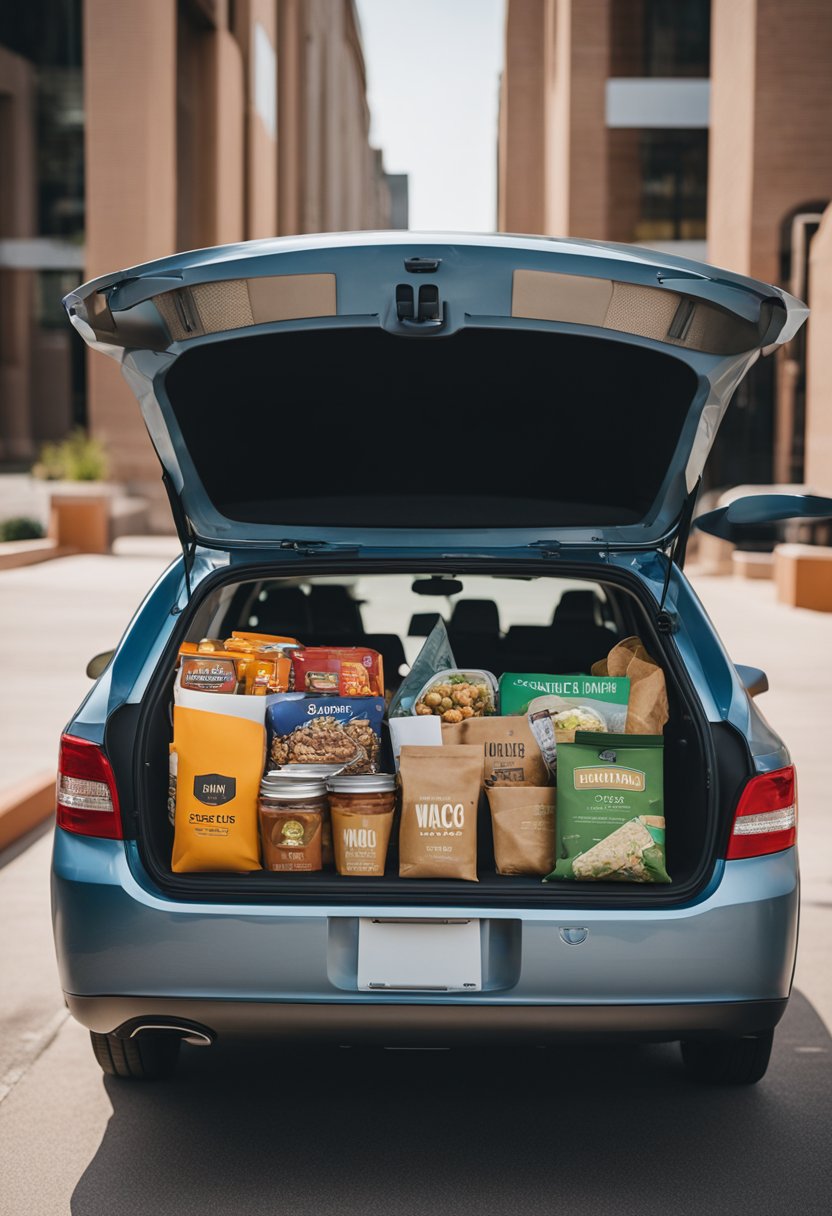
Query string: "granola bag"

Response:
xmin=398 ymin=745 xmax=483 ymax=881
xmin=546 ymin=732 xmax=669 ymax=883
xmin=266 ymin=694 xmax=385 ymax=775
xmin=591 ymin=636 xmax=669 ymax=735
xmin=486 ymin=785 xmax=556 ymax=875
xmin=441 ymin=716 xmax=550 ymax=786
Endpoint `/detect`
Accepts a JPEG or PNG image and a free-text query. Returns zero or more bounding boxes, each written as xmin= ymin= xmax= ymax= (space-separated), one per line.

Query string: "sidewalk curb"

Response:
xmin=0 ymin=774 xmax=55 ymax=852
xmin=0 ymin=541 xmax=76 ymax=571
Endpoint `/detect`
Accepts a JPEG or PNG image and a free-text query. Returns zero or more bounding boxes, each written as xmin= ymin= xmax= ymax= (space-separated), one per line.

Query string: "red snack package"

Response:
xmin=292 ymin=647 xmax=383 ymax=698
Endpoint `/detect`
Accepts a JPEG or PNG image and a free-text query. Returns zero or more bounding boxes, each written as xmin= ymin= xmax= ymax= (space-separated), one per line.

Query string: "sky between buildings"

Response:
xmin=355 ymin=0 xmax=506 ymax=232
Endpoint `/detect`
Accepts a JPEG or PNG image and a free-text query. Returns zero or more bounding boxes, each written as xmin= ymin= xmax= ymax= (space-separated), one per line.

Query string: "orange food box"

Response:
xmin=291 ymin=647 xmax=383 ymax=698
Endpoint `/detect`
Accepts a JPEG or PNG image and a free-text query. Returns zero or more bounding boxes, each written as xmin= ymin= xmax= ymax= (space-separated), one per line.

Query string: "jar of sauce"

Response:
xmin=259 ymin=772 xmax=327 ymax=872
xmin=327 ymin=774 xmax=397 ymax=876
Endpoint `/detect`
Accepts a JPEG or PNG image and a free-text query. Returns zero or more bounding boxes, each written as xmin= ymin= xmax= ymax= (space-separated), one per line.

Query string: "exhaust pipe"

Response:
xmin=126 ymin=1020 xmax=214 ymax=1047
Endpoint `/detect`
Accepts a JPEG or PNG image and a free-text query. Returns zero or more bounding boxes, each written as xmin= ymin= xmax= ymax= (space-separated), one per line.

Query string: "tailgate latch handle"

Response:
xmin=395 ymin=283 xmax=445 ymax=331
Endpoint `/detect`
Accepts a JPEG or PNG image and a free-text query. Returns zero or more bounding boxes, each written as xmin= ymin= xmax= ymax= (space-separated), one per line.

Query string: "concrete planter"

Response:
xmin=47 ymin=482 xmax=118 ymax=554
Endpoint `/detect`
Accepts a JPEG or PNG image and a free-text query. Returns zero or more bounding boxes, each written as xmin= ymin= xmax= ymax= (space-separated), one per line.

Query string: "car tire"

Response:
xmin=680 ymin=1029 xmax=774 ymax=1085
xmin=89 ymin=1030 xmax=181 ymax=1080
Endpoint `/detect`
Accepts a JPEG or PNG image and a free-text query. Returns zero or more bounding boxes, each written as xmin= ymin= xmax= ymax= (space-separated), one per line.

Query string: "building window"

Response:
xmin=634 ymin=128 xmax=708 ymax=242
xmin=611 ymin=0 xmax=710 ymax=79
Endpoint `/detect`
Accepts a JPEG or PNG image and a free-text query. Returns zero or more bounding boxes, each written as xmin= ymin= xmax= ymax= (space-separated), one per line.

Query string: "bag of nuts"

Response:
xmin=412 ymin=669 xmax=498 ymax=723
xmin=266 ymin=695 xmax=385 ymax=775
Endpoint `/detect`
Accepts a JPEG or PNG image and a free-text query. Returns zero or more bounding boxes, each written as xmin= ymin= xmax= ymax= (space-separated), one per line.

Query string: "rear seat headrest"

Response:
xmin=449 ymin=599 xmax=501 ymax=634
xmin=552 ymin=590 xmax=601 ymax=625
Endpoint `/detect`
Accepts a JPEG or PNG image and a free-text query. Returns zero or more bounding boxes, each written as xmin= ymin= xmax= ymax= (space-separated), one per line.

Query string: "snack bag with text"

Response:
xmin=171 ymin=706 xmax=265 ymax=873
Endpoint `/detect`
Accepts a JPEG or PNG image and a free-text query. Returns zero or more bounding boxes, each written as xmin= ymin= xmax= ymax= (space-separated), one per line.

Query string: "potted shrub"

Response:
xmin=33 ymin=429 xmax=115 ymax=554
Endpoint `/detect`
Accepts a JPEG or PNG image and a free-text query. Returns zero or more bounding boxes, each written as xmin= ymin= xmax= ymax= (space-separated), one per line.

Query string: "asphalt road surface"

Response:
xmin=2 ymin=990 xmax=831 ymax=1216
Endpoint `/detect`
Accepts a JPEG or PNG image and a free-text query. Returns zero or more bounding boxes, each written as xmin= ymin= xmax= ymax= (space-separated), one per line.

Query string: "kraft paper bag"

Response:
xmin=441 ymin=715 xmax=550 ymax=786
xmin=171 ymin=705 xmax=265 ymax=873
xmin=398 ymin=745 xmax=483 ymax=881
xmin=591 ymin=636 xmax=669 ymax=735
xmin=486 ymin=785 xmax=556 ymax=875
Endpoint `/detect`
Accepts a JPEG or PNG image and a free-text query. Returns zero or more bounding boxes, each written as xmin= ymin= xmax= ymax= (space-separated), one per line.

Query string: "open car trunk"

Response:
xmin=123 ymin=559 xmax=747 ymax=910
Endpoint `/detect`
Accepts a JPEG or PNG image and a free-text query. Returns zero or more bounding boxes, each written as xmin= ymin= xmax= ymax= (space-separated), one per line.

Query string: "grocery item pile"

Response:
xmin=168 ymin=622 xmax=671 ymax=884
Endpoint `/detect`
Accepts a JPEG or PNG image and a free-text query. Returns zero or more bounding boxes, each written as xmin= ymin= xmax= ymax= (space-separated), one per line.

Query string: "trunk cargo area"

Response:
xmin=126 ymin=561 xmax=740 ymax=909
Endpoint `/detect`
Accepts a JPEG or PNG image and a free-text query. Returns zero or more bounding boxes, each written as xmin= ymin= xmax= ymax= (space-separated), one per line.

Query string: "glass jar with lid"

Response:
xmin=326 ymin=774 xmax=397 ymax=876
xmin=258 ymin=772 xmax=327 ymax=872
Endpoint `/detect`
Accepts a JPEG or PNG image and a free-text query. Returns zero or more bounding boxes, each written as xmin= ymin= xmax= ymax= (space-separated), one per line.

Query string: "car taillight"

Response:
xmin=726 ymin=766 xmax=796 ymax=860
xmin=56 ymin=734 xmax=123 ymax=839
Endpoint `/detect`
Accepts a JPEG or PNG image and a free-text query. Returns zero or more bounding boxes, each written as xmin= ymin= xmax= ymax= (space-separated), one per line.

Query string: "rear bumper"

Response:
xmin=52 ymin=830 xmax=799 ymax=1015
xmin=66 ymin=993 xmax=789 ymax=1044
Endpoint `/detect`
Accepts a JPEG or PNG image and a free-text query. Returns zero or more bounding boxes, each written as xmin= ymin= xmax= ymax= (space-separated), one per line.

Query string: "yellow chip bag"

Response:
xmin=171 ymin=706 xmax=265 ymax=873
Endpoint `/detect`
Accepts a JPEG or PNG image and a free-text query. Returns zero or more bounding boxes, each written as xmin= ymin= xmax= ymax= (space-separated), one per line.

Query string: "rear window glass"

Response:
xmin=163 ymin=327 xmax=698 ymax=528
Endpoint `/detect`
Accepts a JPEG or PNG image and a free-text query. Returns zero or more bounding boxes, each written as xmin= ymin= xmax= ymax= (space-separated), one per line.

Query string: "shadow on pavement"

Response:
xmin=71 ymin=990 xmax=831 ymax=1216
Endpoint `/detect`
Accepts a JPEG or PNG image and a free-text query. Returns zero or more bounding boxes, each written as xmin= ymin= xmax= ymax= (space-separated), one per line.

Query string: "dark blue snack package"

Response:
xmin=266 ymin=695 xmax=385 ymax=774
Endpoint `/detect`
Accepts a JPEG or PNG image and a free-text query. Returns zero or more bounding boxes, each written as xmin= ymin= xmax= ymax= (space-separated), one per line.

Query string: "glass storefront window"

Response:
xmin=611 ymin=0 xmax=710 ymax=79
xmin=634 ymin=128 xmax=708 ymax=242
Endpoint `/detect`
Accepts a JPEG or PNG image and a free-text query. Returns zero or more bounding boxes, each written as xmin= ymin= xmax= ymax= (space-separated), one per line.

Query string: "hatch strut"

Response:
xmin=162 ymin=471 xmax=197 ymax=602
xmin=657 ymin=478 xmax=701 ymax=624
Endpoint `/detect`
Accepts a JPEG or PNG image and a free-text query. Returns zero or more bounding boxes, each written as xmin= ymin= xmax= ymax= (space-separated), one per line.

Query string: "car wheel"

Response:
xmin=680 ymin=1029 xmax=774 ymax=1085
xmin=90 ymin=1030 xmax=181 ymax=1080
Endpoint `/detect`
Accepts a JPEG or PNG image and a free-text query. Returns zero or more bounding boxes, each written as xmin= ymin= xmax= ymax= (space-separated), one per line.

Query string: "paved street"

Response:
xmin=0 ymin=554 xmax=830 ymax=1213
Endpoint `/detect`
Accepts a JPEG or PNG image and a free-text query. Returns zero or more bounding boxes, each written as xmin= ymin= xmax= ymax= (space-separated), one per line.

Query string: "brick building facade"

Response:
xmin=1 ymin=0 xmax=400 ymax=525
xmin=499 ymin=0 xmax=832 ymax=500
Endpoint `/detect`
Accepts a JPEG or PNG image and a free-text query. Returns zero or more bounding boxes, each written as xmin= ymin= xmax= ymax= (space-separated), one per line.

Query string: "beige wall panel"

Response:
xmin=513 ymin=269 xmax=613 ymax=323
xmin=248 ymin=272 xmax=336 ymax=321
xmin=805 ymin=205 xmax=832 ymax=495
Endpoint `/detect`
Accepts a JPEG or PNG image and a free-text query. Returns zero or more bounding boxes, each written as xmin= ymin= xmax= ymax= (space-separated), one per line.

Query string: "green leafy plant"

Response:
xmin=33 ymin=428 xmax=109 ymax=482
xmin=0 ymin=516 xmax=45 ymax=542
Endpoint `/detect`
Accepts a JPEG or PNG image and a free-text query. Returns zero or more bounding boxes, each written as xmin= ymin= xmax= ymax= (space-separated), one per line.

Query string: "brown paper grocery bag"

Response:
xmin=441 ymin=716 xmax=550 ymax=786
xmin=591 ymin=636 xmax=669 ymax=735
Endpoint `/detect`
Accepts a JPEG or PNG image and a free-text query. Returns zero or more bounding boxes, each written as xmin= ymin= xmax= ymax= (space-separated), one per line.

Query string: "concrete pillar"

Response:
xmin=708 ymin=0 xmax=832 ymax=283
xmin=211 ymin=27 xmax=246 ymax=244
xmin=0 ymin=45 xmax=36 ymax=461
xmin=706 ymin=0 xmax=757 ymax=276
xmin=499 ymin=0 xmax=610 ymax=239
xmin=278 ymin=0 xmax=303 ymax=234
xmin=498 ymin=0 xmax=548 ymax=235
xmin=805 ymin=205 xmax=832 ymax=496
xmin=548 ymin=0 xmax=610 ymax=240
xmin=232 ymin=0 xmax=279 ymax=239
xmin=84 ymin=0 xmax=178 ymax=494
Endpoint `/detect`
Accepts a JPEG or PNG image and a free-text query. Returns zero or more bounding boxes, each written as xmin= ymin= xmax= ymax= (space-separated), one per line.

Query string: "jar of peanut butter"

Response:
xmin=258 ymin=773 xmax=327 ymax=872
xmin=327 ymin=774 xmax=397 ymax=876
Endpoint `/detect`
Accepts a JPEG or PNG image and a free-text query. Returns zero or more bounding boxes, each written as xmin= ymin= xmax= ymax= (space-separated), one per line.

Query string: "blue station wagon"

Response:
xmin=52 ymin=233 xmax=826 ymax=1085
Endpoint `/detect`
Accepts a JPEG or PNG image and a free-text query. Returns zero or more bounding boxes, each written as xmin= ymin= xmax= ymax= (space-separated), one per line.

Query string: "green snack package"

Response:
xmin=545 ymin=732 xmax=670 ymax=883
xmin=499 ymin=673 xmax=630 ymax=720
